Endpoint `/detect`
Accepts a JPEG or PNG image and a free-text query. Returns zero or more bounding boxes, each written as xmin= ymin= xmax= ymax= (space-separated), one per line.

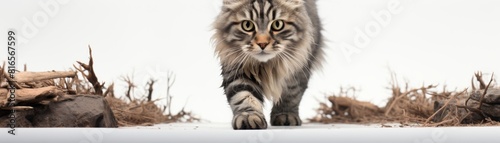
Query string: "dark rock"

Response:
xmin=433 ymin=95 xmax=500 ymax=124
xmin=0 ymin=110 xmax=34 ymax=127
xmin=1 ymin=95 xmax=118 ymax=127
xmin=470 ymin=88 xmax=500 ymax=104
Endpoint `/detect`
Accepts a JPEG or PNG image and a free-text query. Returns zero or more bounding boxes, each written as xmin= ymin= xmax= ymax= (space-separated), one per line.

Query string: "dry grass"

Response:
xmin=109 ymin=71 xmax=199 ymax=126
xmin=309 ymin=72 xmax=500 ymax=127
xmin=105 ymin=96 xmax=199 ymax=126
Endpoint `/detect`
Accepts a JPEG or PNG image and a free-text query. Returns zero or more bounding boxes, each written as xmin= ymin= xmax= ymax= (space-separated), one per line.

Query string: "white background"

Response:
xmin=1 ymin=0 xmax=499 ymax=123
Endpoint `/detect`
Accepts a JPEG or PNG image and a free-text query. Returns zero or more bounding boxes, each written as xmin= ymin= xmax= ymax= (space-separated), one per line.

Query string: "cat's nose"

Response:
xmin=257 ymin=43 xmax=268 ymax=49
xmin=255 ymin=34 xmax=270 ymax=50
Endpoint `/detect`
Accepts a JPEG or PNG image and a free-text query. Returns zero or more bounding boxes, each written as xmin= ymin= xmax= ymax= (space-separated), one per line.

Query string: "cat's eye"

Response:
xmin=241 ymin=20 xmax=255 ymax=32
xmin=271 ymin=20 xmax=285 ymax=31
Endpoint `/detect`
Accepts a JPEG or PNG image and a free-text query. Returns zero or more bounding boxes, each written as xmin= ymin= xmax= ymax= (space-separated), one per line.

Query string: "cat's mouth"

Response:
xmin=251 ymin=51 xmax=276 ymax=62
xmin=242 ymin=43 xmax=282 ymax=62
xmin=258 ymin=51 xmax=268 ymax=55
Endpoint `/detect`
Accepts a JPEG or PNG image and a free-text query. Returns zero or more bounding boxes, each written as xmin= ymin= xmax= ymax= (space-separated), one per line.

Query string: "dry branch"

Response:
xmin=477 ymin=73 xmax=494 ymax=110
xmin=75 ymin=46 xmax=104 ymax=95
xmin=14 ymin=71 xmax=76 ymax=83
xmin=104 ymin=83 xmax=115 ymax=98
xmin=121 ymin=75 xmax=136 ymax=101
xmin=165 ymin=71 xmax=176 ymax=115
xmin=1 ymin=106 xmax=33 ymax=110
xmin=0 ymin=86 xmax=63 ymax=107
xmin=146 ymin=79 xmax=156 ymax=102
xmin=475 ymin=72 xmax=487 ymax=90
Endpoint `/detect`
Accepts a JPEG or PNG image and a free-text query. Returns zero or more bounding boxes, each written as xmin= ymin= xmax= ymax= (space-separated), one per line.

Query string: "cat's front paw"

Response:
xmin=232 ymin=111 xmax=267 ymax=130
xmin=271 ymin=112 xmax=301 ymax=126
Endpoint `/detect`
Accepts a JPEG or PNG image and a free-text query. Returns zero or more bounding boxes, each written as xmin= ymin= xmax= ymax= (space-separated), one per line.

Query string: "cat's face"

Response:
xmin=214 ymin=0 xmax=311 ymax=63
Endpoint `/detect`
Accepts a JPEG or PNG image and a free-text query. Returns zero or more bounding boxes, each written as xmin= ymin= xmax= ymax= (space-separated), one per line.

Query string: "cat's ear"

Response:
xmin=222 ymin=0 xmax=248 ymax=11
xmin=276 ymin=0 xmax=304 ymax=9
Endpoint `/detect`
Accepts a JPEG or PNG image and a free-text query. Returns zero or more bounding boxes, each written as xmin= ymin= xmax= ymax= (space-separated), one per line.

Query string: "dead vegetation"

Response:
xmin=0 ymin=46 xmax=199 ymax=127
xmin=310 ymin=72 xmax=500 ymax=127
xmin=111 ymin=70 xmax=199 ymax=126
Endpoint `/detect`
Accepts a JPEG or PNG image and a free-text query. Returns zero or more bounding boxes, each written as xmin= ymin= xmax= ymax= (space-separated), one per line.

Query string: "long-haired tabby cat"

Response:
xmin=212 ymin=0 xmax=323 ymax=129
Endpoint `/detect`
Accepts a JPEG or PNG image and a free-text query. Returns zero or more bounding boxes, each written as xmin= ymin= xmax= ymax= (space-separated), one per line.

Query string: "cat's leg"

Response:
xmin=225 ymin=79 xmax=267 ymax=129
xmin=271 ymin=72 xmax=308 ymax=126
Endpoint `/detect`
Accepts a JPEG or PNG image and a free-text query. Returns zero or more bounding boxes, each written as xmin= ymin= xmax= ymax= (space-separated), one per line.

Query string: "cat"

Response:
xmin=212 ymin=0 xmax=323 ymax=129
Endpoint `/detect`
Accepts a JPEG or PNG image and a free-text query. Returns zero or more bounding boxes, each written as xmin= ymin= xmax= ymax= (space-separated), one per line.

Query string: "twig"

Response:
xmin=0 ymin=106 xmax=33 ymax=110
xmin=121 ymin=75 xmax=135 ymax=101
xmin=424 ymin=89 xmax=465 ymax=125
xmin=425 ymin=119 xmax=454 ymax=127
xmin=471 ymin=76 xmax=476 ymax=91
xmin=76 ymin=45 xmax=104 ymax=95
xmin=477 ymin=73 xmax=494 ymax=110
xmin=166 ymin=71 xmax=175 ymax=115
xmin=103 ymin=83 xmax=115 ymax=97
xmin=475 ymin=72 xmax=486 ymax=89
xmin=146 ymin=79 xmax=157 ymax=102
xmin=384 ymin=85 xmax=436 ymax=116
xmin=456 ymin=105 xmax=484 ymax=116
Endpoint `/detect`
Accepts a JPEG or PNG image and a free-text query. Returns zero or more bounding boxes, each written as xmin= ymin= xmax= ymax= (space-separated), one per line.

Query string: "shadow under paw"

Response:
xmin=271 ymin=112 xmax=302 ymax=126
xmin=232 ymin=111 xmax=268 ymax=130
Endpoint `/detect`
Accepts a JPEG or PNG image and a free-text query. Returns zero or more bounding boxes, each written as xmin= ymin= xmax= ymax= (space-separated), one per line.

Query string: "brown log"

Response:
xmin=0 ymin=71 xmax=76 ymax=87
xmin=0 ymin=86 xmax=63 ymax=107
xmin=15 ymin=71 xmax=77 ymax=83
xmin=329 ymin=96 xmax=380 ymax=111
xmin=328 ymin=96 xmax=382 ymax=118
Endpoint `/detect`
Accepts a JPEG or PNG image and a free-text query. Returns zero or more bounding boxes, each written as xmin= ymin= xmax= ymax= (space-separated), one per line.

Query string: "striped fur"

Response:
xmin=212 ymin=0 xmax=323 ymax=129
